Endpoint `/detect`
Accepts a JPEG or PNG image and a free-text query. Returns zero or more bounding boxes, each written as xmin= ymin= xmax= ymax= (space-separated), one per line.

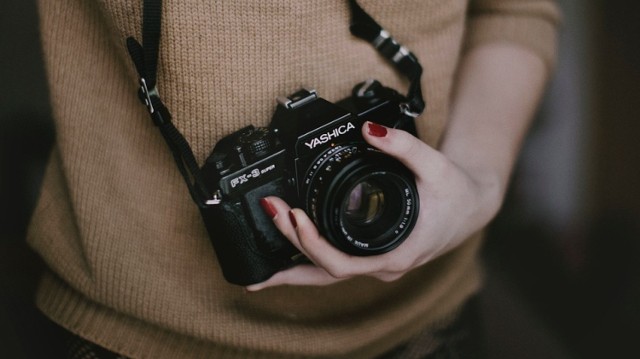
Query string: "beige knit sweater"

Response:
xmin=29 ymin=1 xmax=559 ymax=358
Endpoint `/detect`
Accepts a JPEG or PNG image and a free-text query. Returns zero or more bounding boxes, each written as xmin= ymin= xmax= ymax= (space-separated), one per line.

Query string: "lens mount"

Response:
xmin=304 ymin=144 xmax=419 ymax=255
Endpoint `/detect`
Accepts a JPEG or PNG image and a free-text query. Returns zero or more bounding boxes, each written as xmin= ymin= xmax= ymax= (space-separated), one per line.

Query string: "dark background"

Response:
xmin=2 ymin=0 xmax=639 ymax=358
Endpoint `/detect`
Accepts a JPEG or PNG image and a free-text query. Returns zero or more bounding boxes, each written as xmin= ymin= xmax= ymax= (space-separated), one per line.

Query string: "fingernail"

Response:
xmin=367 ymin=122 xmax=388 ymax=137
xmin=259 ymin=198 xmax=277 ymax=219
xmin=288 ymin=210 xmax=298 ymax=228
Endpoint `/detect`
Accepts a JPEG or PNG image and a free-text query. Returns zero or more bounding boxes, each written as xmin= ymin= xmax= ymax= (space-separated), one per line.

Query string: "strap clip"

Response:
xmin=373 ymin=30 xmax=413 ymax=65
xmin=139 ymin=77 xmax=159 ymax=114
xmin=205 ymin=190 xmax=223 ymax=206
xmin=399 ymin=102 xmax=421 ymax=118
xmin=138 ymin=77 xmax=170 ymax=126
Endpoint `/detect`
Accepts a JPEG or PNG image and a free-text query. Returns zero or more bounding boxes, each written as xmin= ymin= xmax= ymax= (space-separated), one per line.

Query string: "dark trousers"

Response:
xmin=378 ymin=296 xmax=486 ymax=359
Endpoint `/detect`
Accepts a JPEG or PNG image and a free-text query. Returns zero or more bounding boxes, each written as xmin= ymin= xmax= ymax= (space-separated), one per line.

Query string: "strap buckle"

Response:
xmin=139 ymin=77 xmax=170 ymax=126
xmin=372 ymin=29 xmax=412 ymax=65
xmin=139 ymin=77 xmax=159 ymax=114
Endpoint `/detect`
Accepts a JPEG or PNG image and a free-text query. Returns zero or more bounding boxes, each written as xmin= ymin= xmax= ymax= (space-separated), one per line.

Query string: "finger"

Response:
xmin=259 ymin=196 xmax=307 ymax=256
xmin=262 ymin=195 xmax=418 ymax=279
xmin=290 ymin=209 xmax=390 ymax=278
xmin=245 ymin=264 xmax=343 ymax=291
xmin=262 ymin=197 xmax=401 ymax=278
xmin=361 ymin=122 xmax=446 ymax=181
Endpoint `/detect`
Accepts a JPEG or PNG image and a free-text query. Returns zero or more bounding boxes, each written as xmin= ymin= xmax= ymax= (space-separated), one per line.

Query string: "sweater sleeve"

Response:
xmin=464 ymin=0 xmax=561 ymax=72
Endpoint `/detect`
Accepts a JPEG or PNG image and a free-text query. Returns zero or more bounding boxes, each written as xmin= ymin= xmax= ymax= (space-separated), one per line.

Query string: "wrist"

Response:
xmin=440 ymin=136 xmax=514 ymax=226
xmin=454 ymin=160 xmax=507 ymax=226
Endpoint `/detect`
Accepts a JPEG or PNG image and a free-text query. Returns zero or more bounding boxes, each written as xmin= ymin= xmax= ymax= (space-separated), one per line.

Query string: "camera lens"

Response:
xmin=344 ymin=181 xmax=386 ymax=226
xmin=304 ymin=144 xmax=419 ymax=255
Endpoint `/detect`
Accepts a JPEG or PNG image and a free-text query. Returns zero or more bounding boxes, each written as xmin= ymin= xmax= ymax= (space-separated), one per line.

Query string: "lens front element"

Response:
xmin=344 ymin=181 xmax=386 ymax=226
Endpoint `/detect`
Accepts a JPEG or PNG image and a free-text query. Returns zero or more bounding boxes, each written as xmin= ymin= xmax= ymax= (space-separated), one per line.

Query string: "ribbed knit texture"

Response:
xmin=29 ymin=1 xmax=559 ymax=358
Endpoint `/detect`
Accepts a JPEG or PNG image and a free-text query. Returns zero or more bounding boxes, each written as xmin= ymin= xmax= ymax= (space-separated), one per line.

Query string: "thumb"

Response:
xmin=361 ymin=121 xmax=444 ymax=180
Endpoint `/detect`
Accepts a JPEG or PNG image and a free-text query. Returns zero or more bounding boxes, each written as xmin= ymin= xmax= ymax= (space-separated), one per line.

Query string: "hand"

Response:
xmin=246 ymin=121 xmax=503 ymax=291
xmin=246 ymin=44 xmax=548 ymax=290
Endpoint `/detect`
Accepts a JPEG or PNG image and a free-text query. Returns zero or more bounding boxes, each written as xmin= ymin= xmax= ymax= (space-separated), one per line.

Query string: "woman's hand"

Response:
xmin=246 ymin=121 xmax=502 ymax=290
xmin=247 ymin=43 xmax=549 ymax=291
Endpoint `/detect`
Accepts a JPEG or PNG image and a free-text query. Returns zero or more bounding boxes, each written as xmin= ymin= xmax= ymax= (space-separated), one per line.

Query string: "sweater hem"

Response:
xmin=36 ymin=259 xmax=482 ymax=359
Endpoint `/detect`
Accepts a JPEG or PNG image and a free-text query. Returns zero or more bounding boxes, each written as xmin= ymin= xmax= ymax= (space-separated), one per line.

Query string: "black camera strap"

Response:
xmin=126 ymin=0 xmax=425 ymax=208
xmin=347 ymin=0 xmax=425 ymax=117
xmin=126 ymin=0 xmax=211 ymax=207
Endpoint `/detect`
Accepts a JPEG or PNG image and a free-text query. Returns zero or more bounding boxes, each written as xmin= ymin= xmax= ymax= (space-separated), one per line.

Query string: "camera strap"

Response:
xmin=125 ymin=0 xmax=425 ymax=208
xmin=126 ymin=0 xmax=212 ymax=207
xmin=347 ymin=0 xmax=425 ymax=118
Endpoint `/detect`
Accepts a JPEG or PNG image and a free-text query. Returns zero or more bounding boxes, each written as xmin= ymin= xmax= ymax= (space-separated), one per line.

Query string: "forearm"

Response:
xmin=440 ymin=43 xmax=548 ymax=215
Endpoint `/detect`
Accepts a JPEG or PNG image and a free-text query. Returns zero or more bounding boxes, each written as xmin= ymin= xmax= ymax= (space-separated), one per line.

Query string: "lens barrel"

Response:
xmin=304 ymin=144 xmax=419 ymax=255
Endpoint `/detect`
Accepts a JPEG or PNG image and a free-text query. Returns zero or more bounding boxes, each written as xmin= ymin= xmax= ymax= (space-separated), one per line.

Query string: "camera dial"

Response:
xmin=239 ymin=127 xmax=277 ymax=161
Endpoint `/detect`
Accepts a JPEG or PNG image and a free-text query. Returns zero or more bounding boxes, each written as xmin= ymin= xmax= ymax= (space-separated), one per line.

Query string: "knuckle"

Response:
xmin=386 ymin=258 xmax=412 ymax=273
xmin=326 ymin=266 xmax=351 ymax=279
xmin=378 ymin=273 xmax=403 ymax=283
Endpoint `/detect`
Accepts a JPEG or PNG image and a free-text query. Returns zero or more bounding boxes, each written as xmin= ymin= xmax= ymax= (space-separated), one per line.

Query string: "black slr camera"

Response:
xmin=200 ymin=79 xmax=420 ymax=285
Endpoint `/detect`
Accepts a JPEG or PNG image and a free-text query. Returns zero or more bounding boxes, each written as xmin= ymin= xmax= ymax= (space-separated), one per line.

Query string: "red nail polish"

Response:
xmin=288 ymin=210 xmax=298 ymax=228
xmin=367 ymin=122 xmax=388 ymax=137
xmin=259 ymin=198 xmax=277 ymax=219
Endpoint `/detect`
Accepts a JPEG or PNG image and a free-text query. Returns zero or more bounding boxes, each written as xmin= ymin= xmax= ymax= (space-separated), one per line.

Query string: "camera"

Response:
xmin=199 ymin=80 xmax=420 ymax=285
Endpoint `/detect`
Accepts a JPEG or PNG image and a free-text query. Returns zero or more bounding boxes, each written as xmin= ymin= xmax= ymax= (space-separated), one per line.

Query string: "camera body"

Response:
xmin=200 ymin=80 xmax=420 ymax=285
